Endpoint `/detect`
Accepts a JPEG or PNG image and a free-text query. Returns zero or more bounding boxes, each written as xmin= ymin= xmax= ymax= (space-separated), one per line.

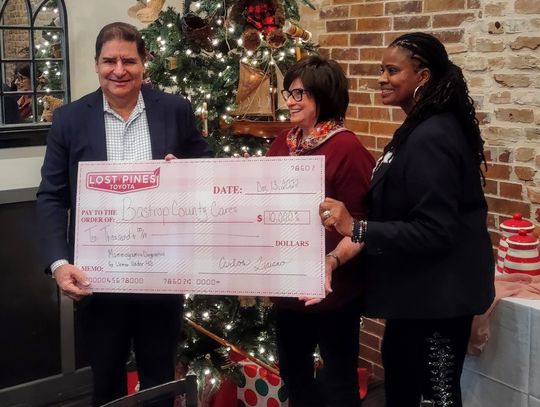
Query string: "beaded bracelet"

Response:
xmin=325 ymin=252 xmax=341 ymax=268
xmin=351 ymin=219 xmax=367 ymax=244
xmin=359 ymin=220 xmax=365 ymax=242
xmin=351 ymin=219 xmax=361 ymax=243
xmin=360 ymin=220 xmax=367 ymax=242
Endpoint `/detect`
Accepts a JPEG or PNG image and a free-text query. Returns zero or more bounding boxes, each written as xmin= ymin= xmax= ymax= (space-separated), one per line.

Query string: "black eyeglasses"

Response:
xmin=15 ymin=74 xmax=29 ymax=82
xmin=281 ymin=88 xmax=309 ymax=102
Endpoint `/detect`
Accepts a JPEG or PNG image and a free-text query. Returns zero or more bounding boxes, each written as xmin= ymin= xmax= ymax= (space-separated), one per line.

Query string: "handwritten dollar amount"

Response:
xmin=258 ymin=210 xmax=311 ymax=225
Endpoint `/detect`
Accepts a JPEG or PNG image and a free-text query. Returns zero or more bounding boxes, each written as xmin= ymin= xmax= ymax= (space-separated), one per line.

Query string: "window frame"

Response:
xmin=0 ymin=0 xmax=70 ymax=148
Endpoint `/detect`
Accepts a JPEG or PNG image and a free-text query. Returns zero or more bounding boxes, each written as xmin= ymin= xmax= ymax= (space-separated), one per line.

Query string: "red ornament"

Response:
xmin=228 ymin=0 xmax=287 ymax=50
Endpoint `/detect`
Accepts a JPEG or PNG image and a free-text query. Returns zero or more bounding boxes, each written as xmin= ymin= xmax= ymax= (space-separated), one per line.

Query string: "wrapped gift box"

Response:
xmin=212 ymin=361 xmax=369 ymax=406
xmin=211 ymin=360 xmax=288 ymax=407
xmin=236 ymin=360 xmax=288 ymax=407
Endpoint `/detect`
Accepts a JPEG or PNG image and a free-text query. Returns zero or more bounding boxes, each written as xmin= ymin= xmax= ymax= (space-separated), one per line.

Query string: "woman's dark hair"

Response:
xmin=283 ymin=55 xmax=349 ymax=123
xmin=14 ymin=62 xmax=31 ymax=79
xmin=10 ymin=63 xmax=30 ymax=89
xmin=95 ymin=22 xmax=146 ymax=61
xmin=384 ymin=32 xmax=487 ymax=177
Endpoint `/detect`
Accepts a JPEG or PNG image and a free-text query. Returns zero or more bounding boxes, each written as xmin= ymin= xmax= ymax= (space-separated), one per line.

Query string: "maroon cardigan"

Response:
xmin=267 ymin=128 xmax=375 ymax=312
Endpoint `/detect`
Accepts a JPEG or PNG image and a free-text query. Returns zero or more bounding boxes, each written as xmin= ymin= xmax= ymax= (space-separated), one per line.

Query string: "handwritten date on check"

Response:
xmin=74 ymin=156 xmax=325 ymax=297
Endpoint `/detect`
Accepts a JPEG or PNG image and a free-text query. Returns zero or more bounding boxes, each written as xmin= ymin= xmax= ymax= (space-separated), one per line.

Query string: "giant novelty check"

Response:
xmin=74 ymin=156 xmax=325 ymax=297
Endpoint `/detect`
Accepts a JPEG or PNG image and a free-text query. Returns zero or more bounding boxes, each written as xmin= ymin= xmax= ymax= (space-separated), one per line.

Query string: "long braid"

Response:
xmin=383 ymin=33 xmax=487 ymax=182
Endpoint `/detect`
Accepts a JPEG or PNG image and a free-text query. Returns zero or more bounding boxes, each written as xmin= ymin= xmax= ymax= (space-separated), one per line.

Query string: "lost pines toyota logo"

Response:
xmin=86 ymin=168 xmax=160 ymax=194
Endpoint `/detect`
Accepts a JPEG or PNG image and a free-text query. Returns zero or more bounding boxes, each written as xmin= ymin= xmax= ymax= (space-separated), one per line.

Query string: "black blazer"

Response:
xmin=36 ymin=86 xmax=213 ymax=273
xmin=361 ymin=112 xmax=495 ymax=319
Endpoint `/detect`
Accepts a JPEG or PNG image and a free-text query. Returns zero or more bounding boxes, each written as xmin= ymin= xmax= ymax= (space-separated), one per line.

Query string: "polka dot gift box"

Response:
xmin=236 ymin=361 xmax=288 ymax=407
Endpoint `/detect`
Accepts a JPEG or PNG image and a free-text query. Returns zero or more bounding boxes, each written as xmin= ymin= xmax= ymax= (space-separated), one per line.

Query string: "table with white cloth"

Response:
xmin=462 ymin=297 xmax=540 ymax=407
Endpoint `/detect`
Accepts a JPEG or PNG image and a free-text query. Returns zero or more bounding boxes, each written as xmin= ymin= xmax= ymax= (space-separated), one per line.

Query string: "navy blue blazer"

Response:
xmin=361 ymin=112 xmax=495 ymax=319
xmin=36 ymin=86 xmax=213 ymax=273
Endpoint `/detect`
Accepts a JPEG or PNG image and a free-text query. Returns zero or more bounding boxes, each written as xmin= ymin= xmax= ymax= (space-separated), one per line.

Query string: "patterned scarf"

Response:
xmin=286 ymin=120 xmax=345 ymax=156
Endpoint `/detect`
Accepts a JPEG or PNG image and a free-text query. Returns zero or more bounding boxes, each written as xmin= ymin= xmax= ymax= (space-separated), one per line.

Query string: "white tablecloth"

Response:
xmin=462 ymin=297 xmax=540 ymax=407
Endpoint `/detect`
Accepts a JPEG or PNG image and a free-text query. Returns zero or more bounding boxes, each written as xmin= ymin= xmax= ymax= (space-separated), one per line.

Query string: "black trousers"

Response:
xmin=275 ymin=300 xmax=362 ymax=407
xmin=381 ymin=316 xmax=473 ymax=407
xmin=80 ymin=293 xmax=183 ymax=406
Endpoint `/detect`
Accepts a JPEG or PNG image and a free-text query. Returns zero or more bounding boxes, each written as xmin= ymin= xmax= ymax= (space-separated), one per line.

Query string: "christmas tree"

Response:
xmin=141 ymin=1 xmax=317 ymax=157
xmin=38 ymin=6 xmax=64 ymax=96
xmin=139 ymin=0 xmax=319 ymax=399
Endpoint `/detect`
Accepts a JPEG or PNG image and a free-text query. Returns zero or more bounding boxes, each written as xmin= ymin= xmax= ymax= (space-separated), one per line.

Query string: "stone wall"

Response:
xmin=299 ymin=0 xmax=540 ymax=380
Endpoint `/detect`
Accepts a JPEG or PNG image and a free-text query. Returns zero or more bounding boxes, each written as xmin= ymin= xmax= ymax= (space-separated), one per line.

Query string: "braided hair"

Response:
xmin=383 ymin=32 xmax=487 ymax=178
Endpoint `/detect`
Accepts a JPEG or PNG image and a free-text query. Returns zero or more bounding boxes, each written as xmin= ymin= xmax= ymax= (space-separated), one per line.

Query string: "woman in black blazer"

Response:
xmin=317 ymin=33 xmax=495 ymax=407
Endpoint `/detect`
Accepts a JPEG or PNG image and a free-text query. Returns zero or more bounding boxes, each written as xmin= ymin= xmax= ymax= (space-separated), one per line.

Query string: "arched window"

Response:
xmin=0 ymin=0 xmax=69 ymax=147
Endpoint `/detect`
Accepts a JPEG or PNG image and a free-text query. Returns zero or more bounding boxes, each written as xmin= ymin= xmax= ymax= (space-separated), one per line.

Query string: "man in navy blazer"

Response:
xmin=36 ymin=22 xmax=212 ymax=406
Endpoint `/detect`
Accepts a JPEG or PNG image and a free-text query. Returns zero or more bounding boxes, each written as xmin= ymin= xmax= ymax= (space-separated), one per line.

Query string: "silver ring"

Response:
xmin=322 ymin=210 xmax=331 ymax=220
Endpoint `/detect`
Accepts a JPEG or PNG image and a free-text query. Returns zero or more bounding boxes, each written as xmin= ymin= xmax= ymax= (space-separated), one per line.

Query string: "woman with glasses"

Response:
xmin=13 ymin=63 xmax=32 ymax=122
xmin=267 ymin=55 xmax=375 ymax=407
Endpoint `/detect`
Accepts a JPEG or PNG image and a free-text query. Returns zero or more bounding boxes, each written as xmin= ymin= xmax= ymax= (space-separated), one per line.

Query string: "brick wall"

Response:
xmin=3 ymin=0 xmax=59 ymax=80
xmin=4 ymin=0 xmax=30 ymax=59
xmin=299 ymin=0 xmax=540 ymax=380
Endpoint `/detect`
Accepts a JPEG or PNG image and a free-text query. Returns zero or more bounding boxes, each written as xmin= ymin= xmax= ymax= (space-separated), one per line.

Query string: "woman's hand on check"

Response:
xmin=298 ymin=256 xmax=334 ymax=306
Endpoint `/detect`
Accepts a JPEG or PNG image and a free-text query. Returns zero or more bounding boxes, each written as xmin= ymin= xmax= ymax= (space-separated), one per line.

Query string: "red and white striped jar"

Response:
xmin=504 ymin=230 xmax=540 ymax=275
xmin=497 ymin=213 xmax=534 ymax=273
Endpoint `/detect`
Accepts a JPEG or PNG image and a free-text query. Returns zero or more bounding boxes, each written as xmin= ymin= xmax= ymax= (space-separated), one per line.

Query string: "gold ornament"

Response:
xmin=164 ymin=56 xmax=178 ymax=70
xmin=201 ymin=102 xmax=208 ymax=137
